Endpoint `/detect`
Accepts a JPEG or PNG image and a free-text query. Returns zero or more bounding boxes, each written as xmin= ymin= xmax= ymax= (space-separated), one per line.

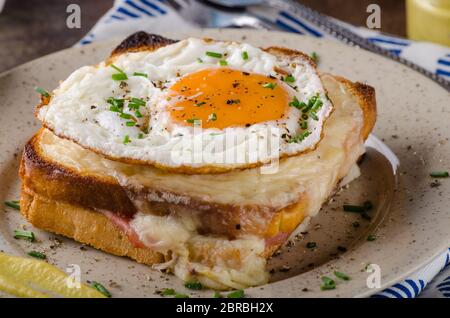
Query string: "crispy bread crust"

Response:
xmin=20 ymin=187 xmax=164 ymax=265
xmin=36 ymin=32 xmax=373 ymax=175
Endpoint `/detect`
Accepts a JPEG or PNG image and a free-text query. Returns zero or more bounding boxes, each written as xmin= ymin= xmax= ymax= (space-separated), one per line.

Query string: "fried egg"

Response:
xmin=37 ymin=37 xmax=333 ymax=172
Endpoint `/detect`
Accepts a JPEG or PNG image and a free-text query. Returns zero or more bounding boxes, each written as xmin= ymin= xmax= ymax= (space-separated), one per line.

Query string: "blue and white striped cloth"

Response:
xmin=79 ymin=0 xmax=450 ymax=298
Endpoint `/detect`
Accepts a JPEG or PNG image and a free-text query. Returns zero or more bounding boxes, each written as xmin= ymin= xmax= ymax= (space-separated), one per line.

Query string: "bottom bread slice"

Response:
xmin=21 ymin=187 xmax=164 ymax=265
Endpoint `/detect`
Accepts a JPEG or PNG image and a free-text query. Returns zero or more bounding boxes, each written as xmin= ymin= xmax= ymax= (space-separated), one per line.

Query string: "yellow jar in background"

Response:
xmin=406 ymin=0 xmax=450 ymax=47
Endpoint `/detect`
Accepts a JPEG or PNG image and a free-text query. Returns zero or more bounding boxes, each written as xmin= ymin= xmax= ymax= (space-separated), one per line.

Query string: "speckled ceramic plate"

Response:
xmin=0 ymin=30 xmax=449 ymax=298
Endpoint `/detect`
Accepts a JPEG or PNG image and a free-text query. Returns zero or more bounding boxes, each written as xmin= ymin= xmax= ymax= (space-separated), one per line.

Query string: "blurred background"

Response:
xmin=0 ymin=0 xmax=448 ymax=73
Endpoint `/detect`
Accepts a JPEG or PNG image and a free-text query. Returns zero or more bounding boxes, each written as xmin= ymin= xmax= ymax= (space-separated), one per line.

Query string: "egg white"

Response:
xmin=37 ymin=38 xmax=333 ymax=171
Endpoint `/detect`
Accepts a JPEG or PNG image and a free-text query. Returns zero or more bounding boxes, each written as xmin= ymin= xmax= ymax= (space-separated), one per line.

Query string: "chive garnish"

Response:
xmin=306 ymin=242 xmax=316 ymax=249
xmin=213 ymin=291 xmax=222 ymax=298
xmin=430 ymin=171 xmax=449 ymax=178
xmin=288 ymin=131 xmax=311 ymax=143
xmin=206 ymin=51 xmax=223 ymax=58
xmin=135 ymin=110 xmax=143 ymax=118
xmin=138 ymin=133 xmax=144 ymax=139
xmin=120 ymin=113 xmax=132 ymax=119
xmin=195 ymin=101 xmax=206 ymax=107
xmin=175 ymin=293 xmax=189 ymax=298
xmin=367 ymin=235 xmax=376 ymax=241
xmin=300 ymin=121 xmax=308 ymax=130
xmin=130 ymin=97 xmax=146 ymax=106
xmin=91 ymin=281 xmax=111 ymax=298
xmin=227 ymin=289 xmax=245 ymax=298
xmin=185 ymin=281 xmax=202 ymax=290
xmin=262 ymin=82 xmax=277 ymax=89
xmin=162 ymin=288 xmax=176 ymax=296
xmin=107 ymin=97 xmax=124 ymax=109
xmin=123 ymin=135 xmax=131 ymax=144
xmin=109 ymin=106 xmax=121 ymax=112
xmin=112 ymin=73 xmax=128 ymax=81
xmin=208 ymin=113 xmax=217 ymax=122
xmin=310 ymin=112 xmax=318 ymax=121
xmin=219 ymin=60 xmax=228 ymax=66
xmin=320 ymin=276 xmax=336 ymax=290
xmin=242 ymin=51 xmax=249 ymax=60
xmin=284 ymin=75 xmax=295 ymax=83
xmin=28 ymin=251 xmax=46 ymax=259
xmin=311 ymin=52 xmax=319 ymax=63
xmin=35 ymin=87 xmax=50 ymax=98
xmin=5 ymin=200 xmax=20 ymax=210
xmin=111 ymin=64 xmax=128 ymax=81
xmin=334 ymin=271 xmax=351 ymax=281
xmin=125 ymin=121 xmax=135 ymax=127
xmin=133 ymin=72 xmax=148 ymax=78
xmin=289 ymin=96 xmax=306 ymax=109
xmin=14 ymin=230 xmax=35 ymax=242
xmin=343 ymin=205 xmax=366 ymax=213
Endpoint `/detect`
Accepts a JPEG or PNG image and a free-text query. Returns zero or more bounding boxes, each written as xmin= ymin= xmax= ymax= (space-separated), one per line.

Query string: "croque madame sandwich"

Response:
xmin=19 ymin=32 xmax=376 ymax=290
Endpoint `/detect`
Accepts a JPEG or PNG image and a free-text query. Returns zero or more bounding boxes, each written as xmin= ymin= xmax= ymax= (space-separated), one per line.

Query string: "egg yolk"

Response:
xmin=168 ymin=68 xmax=289 ymax=129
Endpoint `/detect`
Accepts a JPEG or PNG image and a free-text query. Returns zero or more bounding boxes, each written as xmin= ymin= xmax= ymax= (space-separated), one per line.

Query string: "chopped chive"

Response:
xmin=284 ymin=75 xmax=295 ymax=83
xmin=162 ymin=288 xmax=176 ymax=296
xmin=120 ymin=113 xmax=132 ymax=119
xmin=35 ymin=87 xmax=50 ymax=98
xmin=300 ymin=121 xmax=308 ymax=130
xmin=112 ymin=73 xmax=128 ymax=81
xmin=289 ymin=96 xmax=306 ymax=109
xmin=208 ymin=112 xmax=217 ymax=122
xmin=289 ymin=130 xmax=311 ymax=143
xmin=195 ymin=101 xmax=206 ymax=107
xmin=367 ymin=235 xmax=376 ymax=241
xmin=130 ymin=97 xmax=146 ymax=106
xmin=343 ymin=205 xmax=366 ymax=213
xmin=242 ymin=51 xmax=249 ymax=60
xmin=175 ymin=293 xmax=189 ymax=298
xmin=311 ymin=52 xmax=319 ymax=63
xmin=185 ymin=281 xmax=202 ymax=290
xmin=125 ymin=121 xmax=136 ymax=127
xmin=138 ymin=133 xmax=144 ymax=139
xmin=227 ymin=289 xmax=245 ymax=298
xmin=219 ymin=60 xmax=228 ymax=66
xmin=262 ymin=82 xmax=277 ymax=89
xmin=135 ymin=110 xmax=143 ymax=118
xmin=14 ymin=230 xmax=35 ymax=242
xmin=197 ymin=57 xmax=203 ymax=63
xmin=28 ymin=251 xmax=46 ymax=259
xmin=430 ymin=171 xmax=449 ymax=178
xmin=107 ymin=97 xmax=124 ymax=108
xmin=213 ymin=291 xmax=222 ymax=298
xmin=91 ymin=281 xmax=111 ymax=298
xmin=109 ymin=106 xmax=121 ymax=113
xmin=306 ymin=242 xmax=316 ymax=249
xmin=320 ymin=276 xmax=336 ymax=290
xmin=310 ymin=112 xmax=319 ymax=121
xmin=226 ymin=99 xmax=240 ymax=105
xmin=5 ymin=200 xmax=20 ymax=210
xmin=110 ymin=64 xmax=125 ymax=74
xmin=205 ymin=51 xmax=223 ymax=58
xmin=123 ymin=135 xmax=131 ymax=144
xmin=133 ymin=72 xmax=148 ymax=78
xmin=334 ymin=271 xmax=351 ymax=281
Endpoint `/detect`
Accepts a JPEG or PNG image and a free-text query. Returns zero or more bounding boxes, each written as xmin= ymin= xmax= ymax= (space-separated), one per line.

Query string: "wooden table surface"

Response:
xmin=0 ymin=0 xmax=406 ymax=73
